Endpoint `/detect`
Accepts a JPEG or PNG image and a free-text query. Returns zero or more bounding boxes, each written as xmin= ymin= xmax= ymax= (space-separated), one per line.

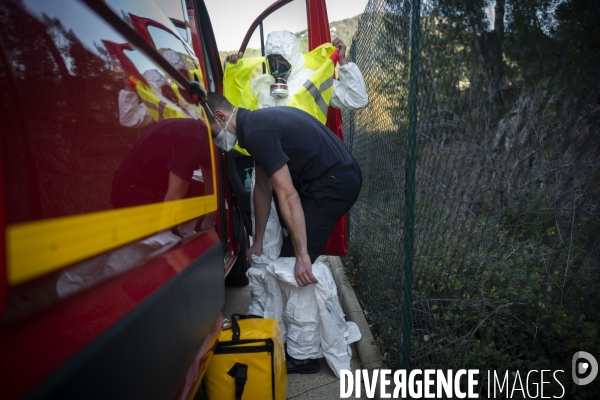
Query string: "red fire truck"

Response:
xmin=0 ymin=0 xmax=347 ymax=398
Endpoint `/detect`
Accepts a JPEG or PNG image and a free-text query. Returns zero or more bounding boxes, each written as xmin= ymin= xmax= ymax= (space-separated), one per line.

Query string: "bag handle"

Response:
xmin=230 ymin=314 xmax=245 ymax=342
xmin=230 ymin=314 xmax=262 ymax=342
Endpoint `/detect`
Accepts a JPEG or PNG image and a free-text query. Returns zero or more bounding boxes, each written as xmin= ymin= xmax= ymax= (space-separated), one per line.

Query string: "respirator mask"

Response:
xmin=267 ymin=54 xmax=292 ymax=99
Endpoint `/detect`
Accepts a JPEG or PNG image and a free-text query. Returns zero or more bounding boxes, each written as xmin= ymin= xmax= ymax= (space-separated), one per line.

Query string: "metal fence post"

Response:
xmin=402 ymin=0 xmax=421 ymax=373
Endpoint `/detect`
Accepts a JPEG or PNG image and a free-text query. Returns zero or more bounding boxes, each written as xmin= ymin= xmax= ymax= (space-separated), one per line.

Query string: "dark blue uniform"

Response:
xmin=236 ymin=107 xmax=362 ymax=262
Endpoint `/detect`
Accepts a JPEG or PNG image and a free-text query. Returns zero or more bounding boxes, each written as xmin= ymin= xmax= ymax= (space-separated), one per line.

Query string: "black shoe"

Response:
xmin=285 ymin=354 xmax=320 ymax=374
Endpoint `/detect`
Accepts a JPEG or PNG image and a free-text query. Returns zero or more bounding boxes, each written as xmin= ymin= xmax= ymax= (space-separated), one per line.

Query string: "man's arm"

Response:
xmin=164 ymin=171 xmax=190 ymax=202
xmin=246 ymin=166 xmax=273 ymax=262
xmin=268 ymin=164 xmax=318 ymax=287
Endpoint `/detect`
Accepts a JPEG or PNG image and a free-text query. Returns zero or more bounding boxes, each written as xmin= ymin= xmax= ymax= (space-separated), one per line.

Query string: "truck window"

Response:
xmin=154 ymin=0 xmax=189 ymax=41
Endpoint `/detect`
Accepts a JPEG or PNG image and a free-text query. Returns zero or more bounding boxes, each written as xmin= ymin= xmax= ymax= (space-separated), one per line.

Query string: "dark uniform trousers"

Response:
xmin=276 ymin=162 xmax=362 ymax=263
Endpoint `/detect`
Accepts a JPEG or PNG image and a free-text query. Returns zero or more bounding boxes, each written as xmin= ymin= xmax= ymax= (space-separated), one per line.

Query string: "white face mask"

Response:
xmin=211 ymin=107 xmax=236 ymax=151
xmin=213 ymin=128 xmax=237 ymax=152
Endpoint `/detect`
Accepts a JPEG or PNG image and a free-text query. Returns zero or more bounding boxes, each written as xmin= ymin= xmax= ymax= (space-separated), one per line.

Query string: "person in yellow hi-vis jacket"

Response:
xmin=223 ymin=31 xmax=367 ymax=155
xmin=225 ymin=31 xmax=368 ymax=113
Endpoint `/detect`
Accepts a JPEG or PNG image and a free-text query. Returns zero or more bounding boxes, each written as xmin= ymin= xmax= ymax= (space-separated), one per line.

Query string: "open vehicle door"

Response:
xmin=189 ymin=1 xmax=253 ymax=286
xmin=231 ymin=0 xmax=349 ymax=256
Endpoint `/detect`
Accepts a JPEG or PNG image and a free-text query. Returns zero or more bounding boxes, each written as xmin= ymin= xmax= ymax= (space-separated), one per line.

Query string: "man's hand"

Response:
xmin=225 ymin=51 xmax=243 ymax=65
xmin=294 ymin=253 xmax=318 ymax=287
xmin=332 ymin=38 xmax=348 ymax=66
xmin=247 ymin=240 xmax=262 ymax=264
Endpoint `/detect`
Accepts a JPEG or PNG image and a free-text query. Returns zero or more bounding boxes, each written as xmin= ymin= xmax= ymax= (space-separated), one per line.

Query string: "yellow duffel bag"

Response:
xmin=203 ymin=315 xmax=287 ymax=400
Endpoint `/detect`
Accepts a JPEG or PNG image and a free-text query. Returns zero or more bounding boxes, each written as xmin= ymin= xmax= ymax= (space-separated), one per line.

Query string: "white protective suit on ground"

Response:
xmin=246 ymin=185 xmax=361 ymax=377
xmin=245 ymin=30 xmax=366 ymax=369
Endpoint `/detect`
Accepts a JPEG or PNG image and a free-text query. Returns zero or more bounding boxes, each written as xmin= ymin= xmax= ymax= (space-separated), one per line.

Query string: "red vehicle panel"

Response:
xmin=0 ymin=0 xmax=340 ymax=398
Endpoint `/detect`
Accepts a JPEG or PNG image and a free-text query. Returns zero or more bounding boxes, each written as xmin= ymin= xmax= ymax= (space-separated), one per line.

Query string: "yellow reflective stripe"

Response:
xmin=302 ymin=76 xmax=334 ymax=117
xmin=7 ymin=194 xmax=217 ymax=285
xmin=287 ymin=52 xmax=336 ymax=123
xmin=142 ymin=100 xmax=158 ymax=111
xmin=157 ymin=100 xmax=166 ymax=121
xmin=141 ymin=99 xmax=160 ymax=121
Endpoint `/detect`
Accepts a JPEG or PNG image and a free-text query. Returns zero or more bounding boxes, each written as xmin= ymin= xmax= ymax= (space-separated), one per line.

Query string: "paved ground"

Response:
xmin=196 ymin=256 xmax=366 ymax=400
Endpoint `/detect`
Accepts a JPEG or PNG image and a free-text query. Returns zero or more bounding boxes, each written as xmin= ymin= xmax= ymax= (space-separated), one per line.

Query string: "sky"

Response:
xmin=204 ymin=0 xmax=370 ymax=51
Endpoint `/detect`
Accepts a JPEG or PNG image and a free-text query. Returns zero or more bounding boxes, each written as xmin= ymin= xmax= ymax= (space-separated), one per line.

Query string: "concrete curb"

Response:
xmin=329 ymin=256 xmax=385 ymax=371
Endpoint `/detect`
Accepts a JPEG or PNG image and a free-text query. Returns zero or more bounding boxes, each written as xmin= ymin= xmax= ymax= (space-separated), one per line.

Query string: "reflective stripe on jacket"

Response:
xmin=287 ymin=44 xmax=339 ymax=124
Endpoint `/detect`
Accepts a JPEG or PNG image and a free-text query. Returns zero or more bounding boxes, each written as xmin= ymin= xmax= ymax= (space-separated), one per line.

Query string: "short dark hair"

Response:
xmin=203 ymin=92 xmax=234 ymax=123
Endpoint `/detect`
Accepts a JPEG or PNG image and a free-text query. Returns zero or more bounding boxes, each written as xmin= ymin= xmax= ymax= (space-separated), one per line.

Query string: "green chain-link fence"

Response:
xmin=344 ymin=0 xmax=600 ymax=397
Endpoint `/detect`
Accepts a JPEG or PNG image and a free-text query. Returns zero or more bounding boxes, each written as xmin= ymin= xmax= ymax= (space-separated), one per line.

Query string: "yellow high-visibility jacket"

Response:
xmin=223 ymin=44 xmax=339 ymax=156
xmin=287 ymin=43 xmax=339 ymax=124
xmin=130 ymin=76 xmax=186 ymax=122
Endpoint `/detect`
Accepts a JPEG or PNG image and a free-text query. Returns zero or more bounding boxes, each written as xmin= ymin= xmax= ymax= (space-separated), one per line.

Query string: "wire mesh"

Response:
xmin=344 ymin=0 xmax=600 ymax=397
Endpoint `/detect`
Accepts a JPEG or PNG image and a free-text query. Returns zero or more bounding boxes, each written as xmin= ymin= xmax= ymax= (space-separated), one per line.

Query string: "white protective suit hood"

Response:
xmin=264 ymin=30 xmax=305 ymax=81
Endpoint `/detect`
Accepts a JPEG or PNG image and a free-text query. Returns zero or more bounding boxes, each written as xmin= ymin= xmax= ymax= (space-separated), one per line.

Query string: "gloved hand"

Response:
xmin=225 ymin=51 xmax=244 ymax=65
xmin=332 ymin=38 xmax=348 ymax=66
